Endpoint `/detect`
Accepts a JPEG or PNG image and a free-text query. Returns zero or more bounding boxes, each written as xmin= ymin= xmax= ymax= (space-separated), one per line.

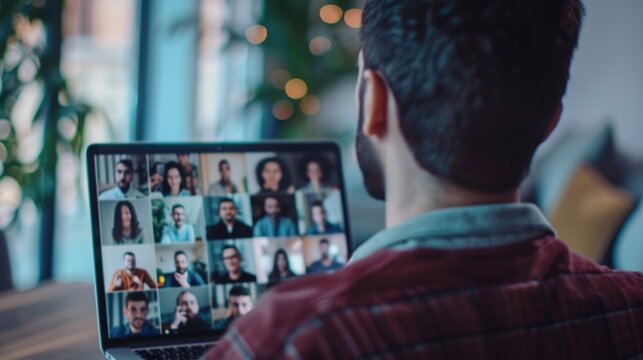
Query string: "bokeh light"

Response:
xmin=284 ymin=78 xmax=308 ymax=100
xmin=245 ymin=25 xmax=268 ymax=45
xmin=319 ymin=4 xmax=343 ymax=24
xmin=300 ymin=95 xmax=321 ymax=116
xmin=344 ymin=8 xmax=362 ymax=28
xmin=309 ymin=36 xmax=332 ymax=56
xmin=272 ymin=100 xmax=294 ymax=120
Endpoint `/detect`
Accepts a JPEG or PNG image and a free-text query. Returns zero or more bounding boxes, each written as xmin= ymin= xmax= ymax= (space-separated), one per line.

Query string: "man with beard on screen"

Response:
xmin=99 ymin=159 xmax=144 ymax=200
xmin=207 ymin=0 xmax=643 ymax=359
xmin=170 ymin=290 xmax=210 ymax=334
xmin=162 ymin=251 xmax=205 ymax=288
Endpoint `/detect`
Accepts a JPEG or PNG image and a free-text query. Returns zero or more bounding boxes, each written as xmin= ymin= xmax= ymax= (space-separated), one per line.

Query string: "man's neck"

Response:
xmin=383 ymin=141 xmax=518 ymax=228
xmin=118 ymin=185 xmax=130 ymax=194
xmin=129 ymin=324 xmax=142 ymax=334
xmin=229 ymin=270 xmax=241 ymax=280
xmin=174 ymin=223 xmax=184 ymax=230
xmin=223 ymin=219 xmax=235 ymax=227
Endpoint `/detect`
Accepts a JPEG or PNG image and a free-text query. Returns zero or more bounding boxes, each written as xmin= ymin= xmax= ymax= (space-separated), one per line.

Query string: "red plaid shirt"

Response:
xmin=207 ymin=206 xmax=643 ymax=359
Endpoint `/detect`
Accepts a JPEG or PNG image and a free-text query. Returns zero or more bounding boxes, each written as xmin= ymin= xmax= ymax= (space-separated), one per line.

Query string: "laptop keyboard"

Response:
xmin=135 ymin=344 xmax=212 ymax=359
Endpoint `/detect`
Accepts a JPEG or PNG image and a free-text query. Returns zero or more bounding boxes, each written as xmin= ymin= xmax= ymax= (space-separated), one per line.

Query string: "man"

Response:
xmin=208 ymin=160 xmax=239 ymax=195
xmin=306 ymin=200 xmax=342 ymax=235
xmin=178 ymin=153 xmax=200 ymax=195
xmin=213 ymin=286 xmax=254 ymax=331
xmin=212 ymin=245 xmax=256 ymax=284
xmin=209 ymin=0 xmax=643 ymax=359
xmin=206 ymin=198 xmax=253 ymax=240
xmin=99 ymin=159 xmax=144 ymax=200
xmin=109 ymin=292 xmax=159 ymax=337
xmin=306 ymin=238 xmax=343 ymax=274
xmin=170 ymin=290 xmax=210 ymax=334
xmin=162 ymin=251 xmax=206 ymax=288
xmin=161 ymin=204 xmax=196 ymax=244
xmin=252 ymin=196 xmax=296 ymax=237
xmin=108 ymin=252 xmax=156 ymax=292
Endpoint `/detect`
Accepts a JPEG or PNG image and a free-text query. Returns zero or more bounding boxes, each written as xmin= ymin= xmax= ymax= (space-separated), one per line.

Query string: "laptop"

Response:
xmin=86 ymin=141 xmax=352 ymax=359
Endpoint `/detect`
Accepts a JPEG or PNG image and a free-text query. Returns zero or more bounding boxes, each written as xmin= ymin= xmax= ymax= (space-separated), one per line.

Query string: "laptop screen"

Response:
xmin=87 ymin=143 xmax=351 ymax=344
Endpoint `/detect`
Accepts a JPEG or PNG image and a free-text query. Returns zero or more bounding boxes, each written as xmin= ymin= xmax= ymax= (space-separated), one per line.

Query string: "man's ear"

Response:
xmin=362 ymin=69 xmax=389 ymax=139
xmin=543 ymin=101 xmax=563 ymax=142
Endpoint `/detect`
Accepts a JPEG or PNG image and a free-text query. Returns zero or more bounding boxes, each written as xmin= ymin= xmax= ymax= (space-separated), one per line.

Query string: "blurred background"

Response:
xmin=0 ymin=0 xmax=642 ymax=291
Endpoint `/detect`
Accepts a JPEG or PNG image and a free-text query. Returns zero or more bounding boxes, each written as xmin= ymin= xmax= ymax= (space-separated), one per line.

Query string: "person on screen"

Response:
xmin=253 ymin=196 xmax=296 ymax=237
xmin=111 ymin=200 xmax=144 ymax=245
xmin=160 ymin=204 xmax=196 ymax=244
xmin=306 ymin=238 xmax=342 ymax=274
xmin=178 ymin=153 xmax=200 ymax=195
xmin=148 ymin=162 xmax=164 ymax=193
xmin=170 ymin=290 xmax=211 ymax=334
xmin=306 ymin=200 xmax=342 ymax=235
xmin=213 ymin=286 xmax=254 ymax=331
xmin=255 ymin=157 xmax=294 ymax=194
xmin=206 ymin=198 xmax=253 ymax=240
xmin=212 ymin=245 xmax=256 ymax=284
xmin=99 ymin=159 xmax=144 ymax=200
xmin=108 ymin=252 xmax=157 ymax=291
xmin=268 ymin=249 xmax=297 ymax=286
xmin=159 ymin=161 xmax=191 ymax=197
xmin=299 ymin=156 xmax=333 ymax=195
xmin=162 ymin=251 xmax=206 ymax=288
xmin=208 ymin=160 xmax=239 ymax=195
xmin=110 ymin=292 xmax=159 ymax=337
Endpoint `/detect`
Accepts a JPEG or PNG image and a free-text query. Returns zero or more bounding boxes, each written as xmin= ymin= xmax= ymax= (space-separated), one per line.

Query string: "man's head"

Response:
xmin=264 ymin=196 xmax=281 ymax=218
xmin=123 ymin=251 xmax=136 ymax=270
xmin=219 ymin=160 xmax=231 ymax=182
xmin=218 ymin=198 xmax=238 ymax=224
xmin=174 ymin=250 xmax=189 ymax=274
xmin=172 ymin=204 xmax=186 ymax=227
xmin=177 ymin=153 xmax=190 ymax=165
xmin=319 ymin=238 xmax=330 ymax=260
xmin=176 ymin=291 xmax=199 ymax=320
xmin=310 ymin=200 xmax=327 ymax=226
xmin=228 ymin=286 xmax=253 ymax=318
xmin=123 ymin=292 xmax=149 ymax=332
xmin=115 ymin=159 xmax=134 ymax=192
xmin=357 ymin=0 xmax=584 ymax=199
xmin=221 ymin=245 xmax=242 ymax=274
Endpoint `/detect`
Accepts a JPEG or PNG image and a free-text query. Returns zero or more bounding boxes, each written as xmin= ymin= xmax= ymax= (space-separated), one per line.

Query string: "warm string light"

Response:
xmin=319 ymin=4 xmax=343 ymax=24
xmin=344 ymin=8 xmax=362 ymax=28
xmin=284 ymin=78 xmax=308 ymax=100
xmin=245 ymin=24 xmax=268 ymax=45
xmin=309 ymin=36 xmax=332 ymax=56
xmin=273 ymin=100 xmax=294 ymax=120
xmin=270 ymin=69 xmax=291 ymax=89
xmin=300 ymin=95 xmax=321 ymax=116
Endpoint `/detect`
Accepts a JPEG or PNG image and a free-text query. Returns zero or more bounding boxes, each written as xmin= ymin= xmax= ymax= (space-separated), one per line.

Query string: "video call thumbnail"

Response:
xmin=94 ymin=149 xmax=348 ymax=339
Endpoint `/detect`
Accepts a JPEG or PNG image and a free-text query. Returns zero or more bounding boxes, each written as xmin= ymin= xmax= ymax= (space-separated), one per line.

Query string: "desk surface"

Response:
xmin=0 ymin=282 xmax=103 ymax=360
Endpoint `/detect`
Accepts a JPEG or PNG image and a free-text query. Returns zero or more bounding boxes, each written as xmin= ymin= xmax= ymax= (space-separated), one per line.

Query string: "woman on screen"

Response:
xmin=112 ymin=200 xmax=143 ymax=245
xmin=268 ymin=249 xmax=296 ymax=285
xmin=160 ymin=161 xmax=191 ymax=197
xmin=255 ymin=157 xmax=294 ymax=194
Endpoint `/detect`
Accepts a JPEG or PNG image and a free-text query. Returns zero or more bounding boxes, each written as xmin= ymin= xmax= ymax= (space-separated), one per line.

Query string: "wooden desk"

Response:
xmin=0 ymin=282 xmax=104 ymax=360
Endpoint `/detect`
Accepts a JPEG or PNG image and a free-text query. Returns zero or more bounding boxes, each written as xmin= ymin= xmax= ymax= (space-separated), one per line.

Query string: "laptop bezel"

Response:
xmin=86 ymin=141 xmax=353 ymax=351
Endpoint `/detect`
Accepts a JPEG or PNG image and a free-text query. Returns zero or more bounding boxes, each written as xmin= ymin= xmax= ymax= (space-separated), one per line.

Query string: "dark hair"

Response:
xmin=117 ymin=159 xmax=134 ymax=171
xmin=319 ymin=238 xmax=330 ymax=246
xmin=255 ymin=157 xmax=292 ymax=192
xmin=125 ymin=292 xmax=149 ymax=307
xmin=161 ymin=161 xmax=186 ymax=196
xmin=310 ymin=200 xmax=324 ymax=211
xmin=221 ymin=244 xmax=240 ymax=258
xmin=112 ymin=200 xmax=142 ymax=244
xmin=171 ymin=204 xmax=185 ymax=213
xmin=360 ymin=0 xmax=584 ymax=191
xmin=123 ymin=251 xmax=135 ymax=258
xmin=174 ymin=250 xmax=188 ymax=260
xmin=218 ymin=198 xmax=236 ymax=212
xmin=299 ymin=155 xmax=331 ymax=183
xmin=218 ymin=159 xmax=230 ymax=172
xmin=228 ymin=285 xmax=250 ymax=298
xmin=269 ymin=249 xmax=294 ymax=282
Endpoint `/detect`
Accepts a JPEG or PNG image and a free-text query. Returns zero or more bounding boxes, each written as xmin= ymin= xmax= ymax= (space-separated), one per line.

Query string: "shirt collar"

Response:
xmin=351 ymin=203 xmax=554 ymax=262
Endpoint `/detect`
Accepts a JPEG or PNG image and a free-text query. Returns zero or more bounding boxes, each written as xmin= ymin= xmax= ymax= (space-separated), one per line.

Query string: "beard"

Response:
xmin=356 ymin=80 xmax=386 ymax=200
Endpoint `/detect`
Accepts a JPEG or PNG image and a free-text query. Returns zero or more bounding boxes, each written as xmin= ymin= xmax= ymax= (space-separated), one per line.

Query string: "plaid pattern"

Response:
xmin=207 ymin=235 xmax=643 ymax=359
